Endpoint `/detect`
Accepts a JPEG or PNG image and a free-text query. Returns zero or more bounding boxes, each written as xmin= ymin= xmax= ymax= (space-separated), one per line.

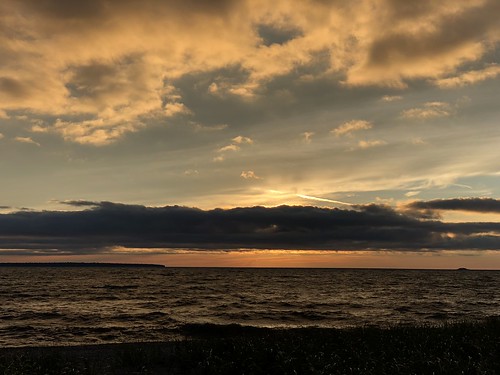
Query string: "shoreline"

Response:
xmin=1 ymin=319 xmax=498 ymax=374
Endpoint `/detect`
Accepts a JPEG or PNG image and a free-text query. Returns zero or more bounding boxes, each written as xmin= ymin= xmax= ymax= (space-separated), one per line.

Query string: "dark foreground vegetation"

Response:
xmin=0 ymin=318 xmax=498 ymax=374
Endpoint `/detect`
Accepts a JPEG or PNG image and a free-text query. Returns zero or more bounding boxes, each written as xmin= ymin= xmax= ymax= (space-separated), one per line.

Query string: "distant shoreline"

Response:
xmin=0 ymin=262 xmax=165 ymax=268
xmin=0 ymin=263 xmax=498 ymax=271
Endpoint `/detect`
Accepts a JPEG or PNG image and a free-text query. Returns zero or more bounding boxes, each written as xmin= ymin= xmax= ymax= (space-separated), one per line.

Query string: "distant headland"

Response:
xmin=0 ymin=262 xmax=165 ymax=268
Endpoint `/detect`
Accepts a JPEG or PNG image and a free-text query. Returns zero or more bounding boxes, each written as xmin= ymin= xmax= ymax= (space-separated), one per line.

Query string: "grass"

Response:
xmin=0 ymin=318 xmax=498 ymax=374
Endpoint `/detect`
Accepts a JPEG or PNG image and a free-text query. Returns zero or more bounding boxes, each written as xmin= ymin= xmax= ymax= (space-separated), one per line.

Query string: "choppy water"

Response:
xmin=0 ymin=267 xmax=499 ymax=347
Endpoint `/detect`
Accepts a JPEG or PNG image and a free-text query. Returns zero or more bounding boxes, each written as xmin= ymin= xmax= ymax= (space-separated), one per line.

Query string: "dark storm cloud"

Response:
xmin=1 ymin=201 xmax=499 ymax=255
xmin=407 ymin=198 xmax=500 ymax=213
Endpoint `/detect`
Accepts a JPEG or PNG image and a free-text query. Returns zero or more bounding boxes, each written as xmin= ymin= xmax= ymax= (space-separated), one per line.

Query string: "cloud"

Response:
xmin=401 ymin=102 xmax=452 ymax=120
xmin=257 ymin=23 xmax=303 ymax=47
xmin=53 ymin=118 xmax=138 ymax=146
xmin=357 ymin=140 xmax=386 ymax=149
xmin=296 ymin=194 xmax=352 ymax=206
xmin=302 ymin=131 xmax=314 ymax=143
xmin=407 ymin=198 xmax=500 ymax=213
xmin=215 ymin=135 xmax=253 ymax=159
xmin=218 ymin=144 xmax=240 ymax=153
xmin=14 ymin=136 xmax=40 ymax=146
xmin=434 ymin=65 xmax=500 ymax=88
xmin=232 ymin=135 xmax=253 ymax=144
xmin=345 ymin=0 xmax=500 ymax=87
xmin=411 ymin=137 xmax=426 ymax=145
xmin=31 ymin=124 xmax=49 ymax=133
xmin=0 ymin=0 xmax=498 ymax=144
xmin=405 ymin=191 xmax=421 ymax=198
xmin=61 ymin=200 xmax=101 ymax=207
xmin=0 ymin=201 xmax=499 ymax=254
xmin=240 ymin=171 xmax=261 ymax=179
xmin=184 ymin=169 xmax=199 ymax=176
xmin=331 ymin=120 xmax=372 ymax=137
xmin=381 ymin=95 xmax=403 ymax=102
xmin=164 ymin=102 xmax=191 ymax=117
xmin=192 ymin=123 xmax=228 ymax=132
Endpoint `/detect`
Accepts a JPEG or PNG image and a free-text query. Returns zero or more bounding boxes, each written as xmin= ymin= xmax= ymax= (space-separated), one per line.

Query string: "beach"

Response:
xmin=1 ymin=319 xmax=498 ymax=374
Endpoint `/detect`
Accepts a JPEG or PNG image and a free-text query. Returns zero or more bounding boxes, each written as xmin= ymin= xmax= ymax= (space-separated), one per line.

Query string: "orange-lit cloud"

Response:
xmin=14 ymin=136 xmax=40 ymax=146
xmin=232 ymin=136 xmax=254 ymax=145
xmin=357 ymin=139 xmax=386 ymax=149
xmin=0 ymin=0 xmax=498 ymax=145
xmin=434 ymin=65 xmax=500 ymax=88
xmin=215 ymin=135 xmax=254 ymax=160
xmin=401 ymin=102 xmax=452 ymax=120
xmin=218 ymin=144 xmax=240 ymax=153
xmin=241 ymin=171 xmax=261 ymax=180
xmin=331 ymin=120 xmax=372 ymax=137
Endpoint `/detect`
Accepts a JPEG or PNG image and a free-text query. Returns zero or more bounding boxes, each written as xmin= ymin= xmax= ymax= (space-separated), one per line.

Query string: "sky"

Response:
xmin=0 ymin=0 xmax=500 ymax=268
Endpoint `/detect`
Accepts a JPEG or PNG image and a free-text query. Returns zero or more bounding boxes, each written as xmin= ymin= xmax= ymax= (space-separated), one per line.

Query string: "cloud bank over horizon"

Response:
xmin=1 ymin=199 xmax=499 ymax=256
xmin=406 ymin=198 xmax=500 ymax=213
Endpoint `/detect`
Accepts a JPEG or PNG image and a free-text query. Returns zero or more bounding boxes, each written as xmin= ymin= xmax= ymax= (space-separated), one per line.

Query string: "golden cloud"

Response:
xmin=14 ymin=136 xmax=40 ymax=146
xmin=357 ymin=139 xmax=386 ymax=149
xmin=232 ymin=135 xmax=254 ymax=144
xmin=218 ymin=144 xmax=241 ymax=153
xmin=332 ymin=120 xmax=372 ymax=137
xmin=240 ymin=170 xmax=261 ymax=179
xmin=401 ymin=102 xmax=452 ymax=120
xmin=0 ymin=0 xmax=498 ymax=144
xmin=434 ymin=65 xmax=500 ymax=88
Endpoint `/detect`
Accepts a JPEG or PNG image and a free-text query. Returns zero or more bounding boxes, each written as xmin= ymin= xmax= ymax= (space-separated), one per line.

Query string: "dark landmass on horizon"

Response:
xmin=0 ymin=263 xmax=496 ymax=271
xmin=0 ymin=262 xmax=165 ymax=268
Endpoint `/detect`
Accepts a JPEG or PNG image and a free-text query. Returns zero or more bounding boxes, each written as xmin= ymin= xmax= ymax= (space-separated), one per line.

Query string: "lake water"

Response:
xmin=0 ymin=267 xmax=499 ymax=347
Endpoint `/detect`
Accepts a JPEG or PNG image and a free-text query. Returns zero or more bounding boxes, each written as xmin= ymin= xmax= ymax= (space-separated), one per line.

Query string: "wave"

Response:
xmin=0 ymin=268 xmax=498 ymax=347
